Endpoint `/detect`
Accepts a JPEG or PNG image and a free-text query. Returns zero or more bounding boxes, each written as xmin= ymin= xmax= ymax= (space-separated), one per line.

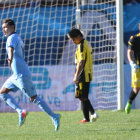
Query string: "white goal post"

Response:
xmin=0 ymin=0 xmax=124 ymax=112
xmin=116 ymin=0 xmax=124 ymax=110
xmin=75 ymin=0 xmax=124 ymax=110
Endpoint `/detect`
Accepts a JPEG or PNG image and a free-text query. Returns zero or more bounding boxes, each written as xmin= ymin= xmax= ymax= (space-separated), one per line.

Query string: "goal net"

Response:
xmin=0 ymin=0 xmax=122 ymax=112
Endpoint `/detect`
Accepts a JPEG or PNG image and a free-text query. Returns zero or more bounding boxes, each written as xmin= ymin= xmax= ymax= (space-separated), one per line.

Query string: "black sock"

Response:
xmin=87 ymin=99 xmax=95 ymax=115
xmin=129 ymin=90 xmax=137 ymax=104
xmin=81 ymin=101 xmax=89 ymax=121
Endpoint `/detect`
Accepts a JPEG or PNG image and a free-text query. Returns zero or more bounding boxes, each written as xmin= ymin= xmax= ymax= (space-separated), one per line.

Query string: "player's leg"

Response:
xmin=84 ymin=82 xmax=98 ymax=122
xmin=0 ymin=76 xmax=28 ymax=126
xmin=125 ymin=69 xmax=140 ymax=114
xmin=0 ymin=87 xmax=22 ymax=114
xmin=30 ymin=95 xmax=60 ymax=131
xmin=80 ymin=99 xmax=90 ymax=123
xmin=20 ymin=76 xmax=60 ymax=131
xmin=78 ymin=82 xmax=91 ymax=123
xmin=125 ymin=88 xmax=139 ymax=114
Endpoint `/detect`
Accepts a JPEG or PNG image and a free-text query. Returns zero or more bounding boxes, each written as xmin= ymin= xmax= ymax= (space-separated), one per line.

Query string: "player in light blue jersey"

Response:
xmin=0 ymin=19 xmax=60 ymax=131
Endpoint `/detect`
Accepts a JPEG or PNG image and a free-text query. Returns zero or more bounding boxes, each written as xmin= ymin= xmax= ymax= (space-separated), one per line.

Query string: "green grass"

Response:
xmin=0 ymin=110 xmax=140 ymax=140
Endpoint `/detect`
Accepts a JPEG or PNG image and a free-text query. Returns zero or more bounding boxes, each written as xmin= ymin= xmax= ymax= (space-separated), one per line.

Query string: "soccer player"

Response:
xmin=68 ymin=28 xmax=98 ymax=123
xmin=125 ymin=23 xmax=140 ymax=114
xmin=0 ymin=19 xmax=60 ymax=131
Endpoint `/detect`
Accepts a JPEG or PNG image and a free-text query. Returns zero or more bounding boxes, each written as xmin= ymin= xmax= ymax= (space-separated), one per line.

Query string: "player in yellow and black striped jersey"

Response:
xmin=68 ymin=28 xmax=98 ymax=123
xmin=125 ymin=23 xmax=140 ymax=114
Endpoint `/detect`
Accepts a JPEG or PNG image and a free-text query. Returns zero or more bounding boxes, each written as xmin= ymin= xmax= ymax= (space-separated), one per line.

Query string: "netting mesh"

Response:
xmin=0 ymin=0 xmax=118 ymax=112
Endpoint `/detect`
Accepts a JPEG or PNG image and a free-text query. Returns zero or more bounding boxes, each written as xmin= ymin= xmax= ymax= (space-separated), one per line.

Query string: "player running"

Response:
xmin=0 ymin=19 xmax=60 ymax=131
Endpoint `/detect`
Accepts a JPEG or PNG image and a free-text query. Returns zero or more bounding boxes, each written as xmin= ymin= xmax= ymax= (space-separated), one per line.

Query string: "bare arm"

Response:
xmin=127 ymin=49 xmax=134 ymax=63
xmin=73 ymin=60 xmax=85 ymax=84
xmin=8 ymin=47 xmax=14 ymax=68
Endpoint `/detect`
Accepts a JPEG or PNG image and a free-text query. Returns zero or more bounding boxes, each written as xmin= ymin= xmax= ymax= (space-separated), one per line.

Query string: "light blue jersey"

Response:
xmin=3 ymin=33 xmax=36 ymax=97
xmin=6 ymin=33 xmax=30 ymax=77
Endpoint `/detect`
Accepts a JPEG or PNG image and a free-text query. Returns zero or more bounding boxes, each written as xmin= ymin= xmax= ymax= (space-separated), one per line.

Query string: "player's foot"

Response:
xmin=19 ymin=109 xmax=28 ymax=126
xmin=79 ymin=119 xmax=89 ymax=124
xmin=90 ymin=112 xmax=98 ymax=122
xmin=125 ymin=102 xmax=131 ymax=114
xmin=53 ymin=114 xmax=61 ymax=132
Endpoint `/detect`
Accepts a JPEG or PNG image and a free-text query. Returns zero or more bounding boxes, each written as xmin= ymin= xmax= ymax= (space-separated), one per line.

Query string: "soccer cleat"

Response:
xmin=79 ymin=119 xmax=89 ymax=124
xmin=19 ymin=109 xmax=28 ymax=127
xmin=125 ymin=102 xmax=131 ymax=114
xmin=53 ymin=114 xmax=61 ymax=132
xmin=90 ymin=113 xmax=98 ymax=122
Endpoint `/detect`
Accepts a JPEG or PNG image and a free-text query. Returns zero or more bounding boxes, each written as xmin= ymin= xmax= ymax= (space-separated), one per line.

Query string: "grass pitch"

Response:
xmin=0 ymin=110 xmax=140 ymax=140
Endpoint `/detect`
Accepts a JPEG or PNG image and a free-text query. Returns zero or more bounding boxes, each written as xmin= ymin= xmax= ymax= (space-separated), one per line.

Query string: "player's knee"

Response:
xmin=0 ymin=88 xmax=9 ymax=94
xmin=133 ymin=88 xmax=140 ymax=94
xmin=30 ymin=95 xmax=37 ymax=102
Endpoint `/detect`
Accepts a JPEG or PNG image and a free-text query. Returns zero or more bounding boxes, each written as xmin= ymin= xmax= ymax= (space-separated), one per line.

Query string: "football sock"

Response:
xmin=87 ymin=99 xmax=95 ymax=115
xmin=81 ymin=101 xmax=89 ymax=121
xmin=0 ymin=93 xmax=22 ymax=114
xmin=129 ymin=90 xmax=137 ymax=104
xmin=33 ymin=96 xmax=56 ymax=119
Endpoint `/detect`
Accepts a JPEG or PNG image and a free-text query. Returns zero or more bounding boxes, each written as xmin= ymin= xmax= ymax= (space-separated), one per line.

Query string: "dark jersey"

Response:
xmin=128 ymin=33 xmax=140 ymax=65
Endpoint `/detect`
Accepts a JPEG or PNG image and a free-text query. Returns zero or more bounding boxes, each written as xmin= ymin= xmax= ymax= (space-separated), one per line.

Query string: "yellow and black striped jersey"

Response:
xmin=128 ymin=33 xmax=140 ymax=65
xmin=75 ymin=39 xmax=93 ymax=82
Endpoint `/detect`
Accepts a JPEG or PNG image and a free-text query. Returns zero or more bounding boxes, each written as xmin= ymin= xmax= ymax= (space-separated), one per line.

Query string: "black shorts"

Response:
xmin=75 ymin=82 xmax=90 ymax=99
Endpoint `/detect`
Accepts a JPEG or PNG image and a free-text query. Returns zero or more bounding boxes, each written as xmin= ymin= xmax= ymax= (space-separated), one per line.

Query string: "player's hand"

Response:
xmin=130 ymin=61 xmax=139 ymax=70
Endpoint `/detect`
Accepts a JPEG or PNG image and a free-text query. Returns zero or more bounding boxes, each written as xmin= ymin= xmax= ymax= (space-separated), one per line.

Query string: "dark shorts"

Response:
xmin=75 ymin=82 xmax=90 ymax=99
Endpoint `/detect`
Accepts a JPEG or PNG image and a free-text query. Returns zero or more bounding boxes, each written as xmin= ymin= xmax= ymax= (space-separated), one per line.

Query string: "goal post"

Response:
xmin=76 ymin=0 xmax=81 ymax=29
xmin=116 ymin=0 xmax=124 ymax=110
xmin=75 ymin=0 xmax=124 ymax=110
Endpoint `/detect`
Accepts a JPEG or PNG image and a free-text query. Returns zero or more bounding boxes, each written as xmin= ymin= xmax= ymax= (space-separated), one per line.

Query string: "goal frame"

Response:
xmin=76 ymin=0 xmax=124 ymax=110
xmin=116 ymin=0 xmax=124 ymax=110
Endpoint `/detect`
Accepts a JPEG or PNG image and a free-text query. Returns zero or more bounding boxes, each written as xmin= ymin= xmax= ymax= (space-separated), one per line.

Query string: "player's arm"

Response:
xmin=73 ymin=60 xmax=85 ymax=84
xmin=127 ymin=47 xmax=138 ymax=69
xmin=8 ymin=46 xmax=14 ymax=68
xmin=127 ymin=48 xmax=133 ymax=63
xmin=127 ymin=35 xmax=138 ymax=69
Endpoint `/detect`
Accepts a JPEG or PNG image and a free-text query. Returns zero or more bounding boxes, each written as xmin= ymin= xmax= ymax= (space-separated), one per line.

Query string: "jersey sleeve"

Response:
xmin=7 ymin=35 xmax=17 ymax=48
xmin=79 ymin=42 xmax=86 ymax=61
xmin=128 ymin=35 xmax=135 ymax=50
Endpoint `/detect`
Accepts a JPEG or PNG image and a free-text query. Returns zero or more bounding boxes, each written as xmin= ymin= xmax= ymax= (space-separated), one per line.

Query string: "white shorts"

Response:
xmin=2 ymin=74 xmax=37 ymax=98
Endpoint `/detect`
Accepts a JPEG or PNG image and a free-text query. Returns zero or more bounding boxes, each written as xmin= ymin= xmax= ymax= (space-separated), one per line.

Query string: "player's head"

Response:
xmin=68 ymin=28 xmax=83 ymax=45
xmin=2 ymin=19 xmax=15 ymax=36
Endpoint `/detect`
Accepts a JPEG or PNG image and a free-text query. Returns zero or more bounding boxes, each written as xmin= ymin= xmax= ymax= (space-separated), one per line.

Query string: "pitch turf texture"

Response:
xmin=0 ymin=110 xmax=140 ymax=140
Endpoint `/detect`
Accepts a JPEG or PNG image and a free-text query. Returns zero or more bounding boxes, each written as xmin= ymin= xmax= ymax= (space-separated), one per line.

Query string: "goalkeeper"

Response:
xmin=0 ymin=19 xmax=60 ymax=131
xmin=68 ymin=28 xmax=98 ymax=123
xmin=125 ymin=23 xmax=140 ymax=114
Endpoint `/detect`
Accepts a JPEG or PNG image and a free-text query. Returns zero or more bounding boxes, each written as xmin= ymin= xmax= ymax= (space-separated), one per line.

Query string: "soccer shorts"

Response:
xmin=131 ymin=68 xmax=140 ymax=88
xmin=2 ymin=74 xmax=37 ymax=98
xmin=75 ymin=82 xmax=90 ymax=99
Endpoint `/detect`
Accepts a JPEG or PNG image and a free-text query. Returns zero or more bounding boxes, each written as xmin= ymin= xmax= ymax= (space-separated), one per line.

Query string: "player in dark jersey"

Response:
xmin=68 ymin=28 xmax=98 ymax=123
xmin=125 ymin=23 xmax=140 ymax=114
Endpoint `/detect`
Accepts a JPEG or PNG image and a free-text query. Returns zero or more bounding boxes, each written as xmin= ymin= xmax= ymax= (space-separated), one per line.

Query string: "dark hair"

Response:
xmin=2 ymin=19 xmax=15 ymax=29
xmin=68 ymin=28 xmax=83 ymax=38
